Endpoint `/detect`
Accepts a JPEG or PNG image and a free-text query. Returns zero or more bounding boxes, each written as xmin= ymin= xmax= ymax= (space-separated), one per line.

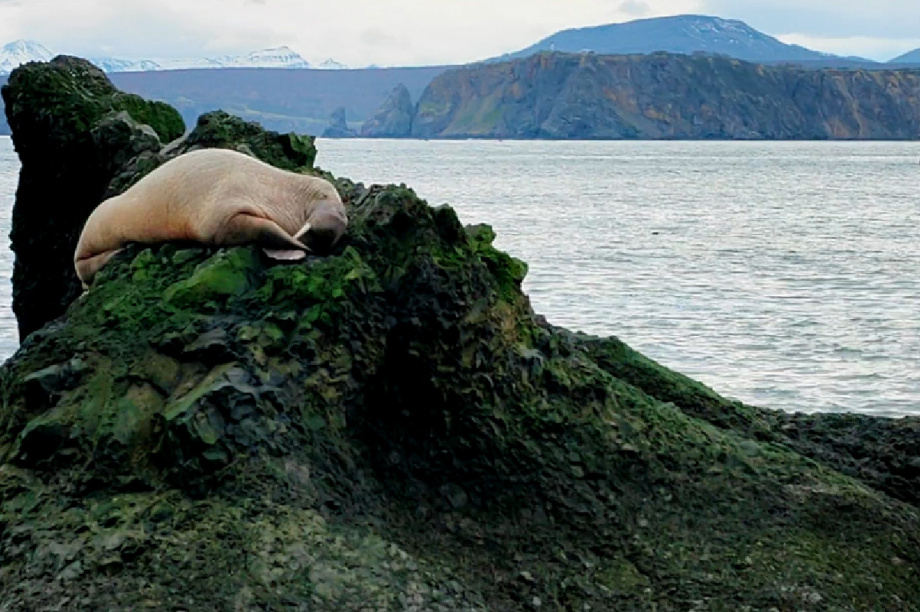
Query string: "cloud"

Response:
xmin=0 ymin=0 xmax=701 ymax=66
xmin=618 ymin=1 xmax=652 ymax=16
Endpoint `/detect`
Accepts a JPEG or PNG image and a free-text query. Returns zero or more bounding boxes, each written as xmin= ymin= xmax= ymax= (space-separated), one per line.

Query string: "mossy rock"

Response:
xmin=1 ymin=56 xmax=325 ymax=343
xmin=2 ymin=62 xmax=919 ymax=610
xmin=0 ymin=178 xmax=919 ymax=610
xmin=0 ymin=56 xmax=184 ymax=341
xmin=180 ymin=110 xmax=317 ymax=172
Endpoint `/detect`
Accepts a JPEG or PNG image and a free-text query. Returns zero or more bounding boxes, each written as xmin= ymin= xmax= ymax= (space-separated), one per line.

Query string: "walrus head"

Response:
xmin=298 ymin=198 xmax=348 ymax=254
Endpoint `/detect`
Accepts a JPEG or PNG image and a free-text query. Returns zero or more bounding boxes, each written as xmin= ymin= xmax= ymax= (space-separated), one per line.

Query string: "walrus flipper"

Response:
xmin=220 ymin=213 xmax=311 ymax=261
xmin=261 ymin=222 xmax=313 ymax=260
xmin=75 ymin=248 xmax=123 ymax=287
xmin=262 ymin=248 xmax=309 ymax=261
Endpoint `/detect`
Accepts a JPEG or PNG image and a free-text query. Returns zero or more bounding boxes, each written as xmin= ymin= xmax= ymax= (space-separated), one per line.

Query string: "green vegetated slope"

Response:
xmin=1 ymin=56 xmax=920 ymax=611
xmin=413 ymin=52 xmax=920 ymax=139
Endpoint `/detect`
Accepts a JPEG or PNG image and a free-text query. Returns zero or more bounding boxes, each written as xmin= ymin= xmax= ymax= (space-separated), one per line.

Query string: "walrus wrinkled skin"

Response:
xmin=74 ymin=148 xmax=348 ymax=285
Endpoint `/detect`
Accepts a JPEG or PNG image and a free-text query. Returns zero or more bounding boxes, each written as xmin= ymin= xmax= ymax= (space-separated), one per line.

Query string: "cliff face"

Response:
xmin=413 ymin=52 xmax=920 ymax=139
xmin=360 ymin=83 xmax=415 ymax=138
xmin=2 ymin=56 xmax=920 ymax=611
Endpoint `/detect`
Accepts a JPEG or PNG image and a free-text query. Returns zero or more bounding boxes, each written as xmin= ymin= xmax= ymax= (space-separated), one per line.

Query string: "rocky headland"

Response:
xmin=360 ymin=83 xmax=416 ymax=138
xmin=405 ymin=52 xmax=920 ymax=139
xmin=321 ymin=106 xmax=358 ymax=139
xmin=1 ymin=56 xmax=919 ymax=611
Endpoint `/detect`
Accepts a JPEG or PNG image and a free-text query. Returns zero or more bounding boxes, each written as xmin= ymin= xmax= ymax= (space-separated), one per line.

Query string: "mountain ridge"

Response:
xmin=485 ymin=14 xmax=873 ymax=65
xmin=0 ymin=40 xmax=349 ymax=74
xmin=3 ymin=15 xmax=916 ymax=77
xmin=890 ymin=47 xmax=920 ymax=64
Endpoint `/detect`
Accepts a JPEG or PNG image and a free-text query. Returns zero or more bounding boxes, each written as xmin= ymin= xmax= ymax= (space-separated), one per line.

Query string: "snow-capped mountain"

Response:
xmin=192 ymin=46 xmax=312 ymax=70
xmin=87 ymin=57 xmax=162 ymax=73
xmin=0 ymin=41 xmax=351 ymax=74
xmin=94 ymin=46 xmax=313 ymax=72
xmin=488 ymin=14 xmax=864 ymax=64
xmin=0 ymin=40 xmax=54 ymax=74
xmin=316 ymin=58 xmax=349 ymax=70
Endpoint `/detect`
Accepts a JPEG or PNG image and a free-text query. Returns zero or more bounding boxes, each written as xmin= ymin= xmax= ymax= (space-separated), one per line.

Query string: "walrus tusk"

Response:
xmin=293 ymin=222 xmax=312 ymax=240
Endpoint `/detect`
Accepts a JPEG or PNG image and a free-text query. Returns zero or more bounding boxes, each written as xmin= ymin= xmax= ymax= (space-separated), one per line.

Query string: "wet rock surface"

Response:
xmin=1 ymin=56 xmax=919 ymax=611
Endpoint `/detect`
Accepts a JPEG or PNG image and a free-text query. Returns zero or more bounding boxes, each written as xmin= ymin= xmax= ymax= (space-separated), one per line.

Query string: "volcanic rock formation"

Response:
xmin=1 ymin=56 xmax=919 ymax=611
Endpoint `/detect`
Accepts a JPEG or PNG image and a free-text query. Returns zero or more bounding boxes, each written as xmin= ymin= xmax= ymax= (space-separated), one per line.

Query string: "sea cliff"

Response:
xmin=408 ymin=52 xmax=920 ymax=140
xmin=0 ymin=56 xmax=919 ymax=611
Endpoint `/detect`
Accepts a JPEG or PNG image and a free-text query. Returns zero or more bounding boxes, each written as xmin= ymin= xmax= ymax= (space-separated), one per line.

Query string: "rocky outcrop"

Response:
xmin=412 ymin=51 xmax=920 ymax=139
xmin=360 ymin=83 xmax=415 ymax=137
xmin=0 ymin=56 xmax=184 ymax=341
xmin=2 ymin=55 xmax=920 ymax=611
xmin=321 ymin=106 xmax=357 ymax=138
xmin=1 ymin=57 xmax=317 ymax=341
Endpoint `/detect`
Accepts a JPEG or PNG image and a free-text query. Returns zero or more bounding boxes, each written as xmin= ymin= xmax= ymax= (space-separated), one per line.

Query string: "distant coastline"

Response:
xmin=4 ymin=52 xmax=920 ymax=141
xmin=395 ymin=52 xmax=920 ymax=140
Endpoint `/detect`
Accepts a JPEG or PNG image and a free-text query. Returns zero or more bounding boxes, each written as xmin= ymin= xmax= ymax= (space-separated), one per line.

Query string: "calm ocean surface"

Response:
xmin=1 ymin=136 xmax=918 ymax=417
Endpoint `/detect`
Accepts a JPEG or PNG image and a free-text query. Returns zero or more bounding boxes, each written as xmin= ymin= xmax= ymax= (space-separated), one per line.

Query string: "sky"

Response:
xmin=0 ymin=0 xmax=918 ymax=66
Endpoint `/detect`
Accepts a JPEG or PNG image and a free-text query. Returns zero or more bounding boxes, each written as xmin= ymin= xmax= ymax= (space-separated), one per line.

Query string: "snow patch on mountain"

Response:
xmin=489 ymin=14 xmax=851 ymax=64
xmin=316 ymin=58 xmax=349 ymax=70
xmin=1 ymin=41 xmax=351 ymax=74
xmin=0 ymin=40 xmax=53 ymax=74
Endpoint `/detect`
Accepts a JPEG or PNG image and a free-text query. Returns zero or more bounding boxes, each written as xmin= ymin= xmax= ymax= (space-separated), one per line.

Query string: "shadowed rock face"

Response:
xmin=1 ymin=55 xmax=920 ymax=612
xmin=360 ymin=83 xmax=415 ymax=138
xmin=1 ymin=57 xmax=317 ymax=341
xmin=412 ymin=51 xmax=920 ymax=139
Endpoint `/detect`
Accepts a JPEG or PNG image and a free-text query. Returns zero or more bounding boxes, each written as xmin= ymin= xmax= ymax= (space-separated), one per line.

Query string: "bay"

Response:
xmin=1 ymin=135 xmax=918 ymax=417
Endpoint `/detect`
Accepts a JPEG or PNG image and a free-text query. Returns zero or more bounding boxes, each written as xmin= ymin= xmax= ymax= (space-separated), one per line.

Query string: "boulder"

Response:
xmin=360 ymin=83 xmax=414 ymax=138
xmin=1 ymin=56 xmax=919 ymax=611
xmin=321 ymin=106 xmax=358 ymax=138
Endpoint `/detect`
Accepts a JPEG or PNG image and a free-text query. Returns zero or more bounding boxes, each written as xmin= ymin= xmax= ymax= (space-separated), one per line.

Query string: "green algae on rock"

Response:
xmin=2 ymin=56 xmax=920 ymax=612
xmin=2 ymin=185 xmax=920 ymax=611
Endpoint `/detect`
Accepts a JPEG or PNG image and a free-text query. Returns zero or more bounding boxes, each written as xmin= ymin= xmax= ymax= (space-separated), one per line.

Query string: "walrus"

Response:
xmin=74 ymin=148 xmax=347 ymax=285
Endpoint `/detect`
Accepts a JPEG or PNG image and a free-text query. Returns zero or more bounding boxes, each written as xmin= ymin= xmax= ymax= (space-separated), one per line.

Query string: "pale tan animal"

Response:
xmin=74 ymin=148 xmax=347 ymax=285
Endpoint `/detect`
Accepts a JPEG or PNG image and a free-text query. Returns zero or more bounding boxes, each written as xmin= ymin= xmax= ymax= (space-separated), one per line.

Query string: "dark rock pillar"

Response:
xmin=1 ymin=55 xmax=184 ymax=341
xmin=360 ymin=83 xmax=415 ymax=138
